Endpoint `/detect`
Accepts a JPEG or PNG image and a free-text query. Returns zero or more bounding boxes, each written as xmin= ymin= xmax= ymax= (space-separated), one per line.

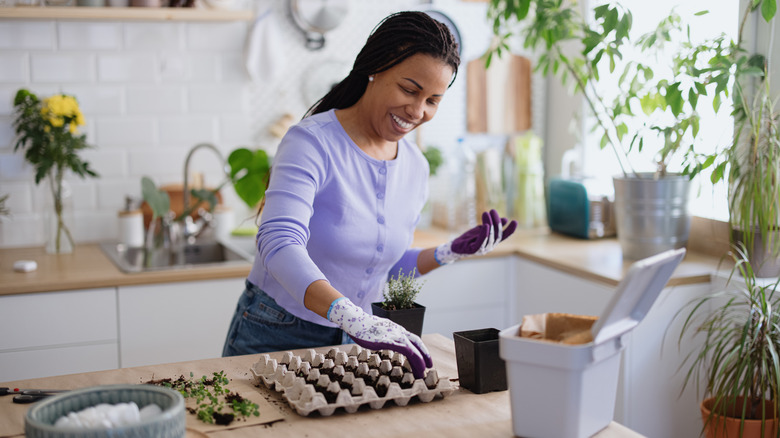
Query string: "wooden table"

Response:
xmin=0 ymin=334 xmax=644 ymax=437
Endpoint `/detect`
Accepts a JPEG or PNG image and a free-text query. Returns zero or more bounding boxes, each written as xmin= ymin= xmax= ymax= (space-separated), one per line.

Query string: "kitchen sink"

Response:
xmin=100 ymin=238 xmax=254 ymax=273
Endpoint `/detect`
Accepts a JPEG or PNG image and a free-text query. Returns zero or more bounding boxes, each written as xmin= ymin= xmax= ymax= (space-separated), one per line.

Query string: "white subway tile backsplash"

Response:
xmin=68 ymin=179 xmax=98 ymax=210
xmin=97 ymin=53 xmax=157 ymax=82
xmin=186 ymin=22 xmax=248 ymax=51
xmin=0 ymin=53 xmax=28 ymax=82
xmin=0 ymin=86 xmax=20 ymax=116
xmin=31 ymin=53 xmax=96 ymax=83
xmin=63 ymin=85 xmax=124 ymax=115
xmin=0 ymin=22 xmax=55 ymax=50
xmin=128 ymin=148 xmax=185 ymax=177
xmin=58 ymin=22 xmax=122 ymax=50
xmin=219 ymin=115 xmax=254 ymax=145
xmin=185 ymin=53 xmax=219 ymax=82
xmin=0 ymin=213 xmax=43 ymax=247
xmin=0 ymin=153 xmax=32 ymax=181
xmin=80 ymin=149 xmax=128 ymax=178
xmin=126 ymin=86 xmax=185 ymax=114
xmin=95 ymin=178 xmax=141 ymax=211
xmin=158 ymin=116 xmax=216 ymax=146
xmin=0 ymin=116 xmax=13 ymax=150
xmin=72 ymin=209 xmax=117 ymax=243
xmin=159 ymin=54 xmax=188 ymax=82
xmin=220 ymin=53 xmax=247 ymax=82
xmin=189 ymin=84 xmax=248 ymax=113
xmin=124 ymin=22 xmax=184 ymax=51
xmin=0 ymin=181 xmax=33 ymax=215
xmin=96 ymin=117 xmax=156 ymax=147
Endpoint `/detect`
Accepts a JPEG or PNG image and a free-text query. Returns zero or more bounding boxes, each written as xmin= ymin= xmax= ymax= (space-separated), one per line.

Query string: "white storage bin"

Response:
xmin=500 ymin=248 xmax=686 ymax=438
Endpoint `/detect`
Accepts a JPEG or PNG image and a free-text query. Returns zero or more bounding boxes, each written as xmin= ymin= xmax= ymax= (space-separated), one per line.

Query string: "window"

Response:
xmin=581 ymin=0 xmax=738 ymax=221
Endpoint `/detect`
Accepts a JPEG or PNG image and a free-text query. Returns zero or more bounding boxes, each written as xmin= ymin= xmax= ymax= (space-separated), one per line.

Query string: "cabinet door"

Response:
xmin=0 ymin=288 xmax=118 ymax=382
xmin=512 ymin=258 xmax=614 ymax=320
xmin=118 ymin=278 xmax=245 ymax=368
xmin=417 ymin=257 xmax=513 ymax=337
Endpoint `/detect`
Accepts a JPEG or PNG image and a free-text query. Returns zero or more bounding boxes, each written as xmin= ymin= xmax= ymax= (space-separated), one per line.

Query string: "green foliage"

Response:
xmin=675 ymin=245 xmax=780 ymax=430
xmin=382 ymin=268 xmax=424 ymax=310
xmin=423 ymin=146 xmax=444 ymax=177
xmin=141 ymin=177 xmax=171 ymax=221
xmin=486 ymin=0 xmax=775 ymax=180
xmin=149 ymin=371 xmax=259 ymax=425
xmin=12 ymin=89 xmax=98 ymax=184
xmin=228 ymin=147 xmax=271 ymax=209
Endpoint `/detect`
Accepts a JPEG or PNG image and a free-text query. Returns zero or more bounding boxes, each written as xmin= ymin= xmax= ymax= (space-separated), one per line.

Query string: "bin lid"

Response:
xmin=591 ymin=248 xmax=686 ymax=345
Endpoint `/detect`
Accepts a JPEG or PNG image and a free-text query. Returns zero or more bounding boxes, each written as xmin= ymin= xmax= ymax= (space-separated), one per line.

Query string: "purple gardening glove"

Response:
xmin=327 ymin=297 xmax=433 ymax=378
xmin=434 ymin=209 xmax=517 ymax=265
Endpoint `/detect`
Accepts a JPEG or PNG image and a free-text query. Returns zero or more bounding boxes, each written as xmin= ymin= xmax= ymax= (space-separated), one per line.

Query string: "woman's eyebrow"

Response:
xmin=403 ymin=77 xmax=444 ymax=97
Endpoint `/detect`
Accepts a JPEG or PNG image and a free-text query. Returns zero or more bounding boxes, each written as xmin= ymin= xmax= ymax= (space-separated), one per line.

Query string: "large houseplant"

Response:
xmin=676 ymin=245 xmax=780 ymax=437
xmin=486 ymin=0 xmax=737 ymax=259
xmin=12 ymin=89 xmax=99 ymax=254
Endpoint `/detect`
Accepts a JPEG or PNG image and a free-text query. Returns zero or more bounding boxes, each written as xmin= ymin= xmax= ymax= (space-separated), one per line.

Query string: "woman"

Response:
xmin=222 ymin=11 xmax=517 ymax=378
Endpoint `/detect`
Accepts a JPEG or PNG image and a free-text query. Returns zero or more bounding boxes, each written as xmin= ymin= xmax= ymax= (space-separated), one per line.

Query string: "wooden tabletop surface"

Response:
xmin=0 ymin=334 xmax=644 ymax=438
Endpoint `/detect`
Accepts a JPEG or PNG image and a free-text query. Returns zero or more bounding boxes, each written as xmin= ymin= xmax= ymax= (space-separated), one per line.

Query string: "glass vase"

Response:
xmin=44 ymin=174 xmax=75 ymax=254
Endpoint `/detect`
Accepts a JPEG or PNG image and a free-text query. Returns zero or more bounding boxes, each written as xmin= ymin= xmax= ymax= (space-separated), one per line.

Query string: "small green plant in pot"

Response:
xmin=372 ymin=268 xmax=426 ymax=336
xmin=675 ymin=245 xmax=780 ymax=437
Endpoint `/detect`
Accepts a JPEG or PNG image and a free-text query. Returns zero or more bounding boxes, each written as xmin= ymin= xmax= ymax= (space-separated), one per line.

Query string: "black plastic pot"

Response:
xmin=453 ymin=328 xmax=507 ymax=394
xmin=371 ymin=302 xmax=425 ymax=337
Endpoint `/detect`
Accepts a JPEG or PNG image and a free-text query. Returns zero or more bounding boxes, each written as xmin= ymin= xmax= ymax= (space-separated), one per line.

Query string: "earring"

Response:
xmin=368 ymin=76 xmax=374 ymax=82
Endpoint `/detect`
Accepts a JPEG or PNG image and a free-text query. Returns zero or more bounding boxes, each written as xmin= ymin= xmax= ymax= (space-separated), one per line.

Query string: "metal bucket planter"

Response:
xmin=613 ymin=173 xmax=691 ymax=260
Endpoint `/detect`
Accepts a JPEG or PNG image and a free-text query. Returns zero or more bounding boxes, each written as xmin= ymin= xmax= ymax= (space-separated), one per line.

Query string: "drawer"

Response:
xmin=0 ymin=343 xmax=118 ymax=382
xmin=0 ymin=288 xmax=117 ymax=351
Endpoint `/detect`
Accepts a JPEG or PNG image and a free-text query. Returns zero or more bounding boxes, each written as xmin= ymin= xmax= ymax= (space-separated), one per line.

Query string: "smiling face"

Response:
xmin=357 ymin=53 xmax=454 ymax=145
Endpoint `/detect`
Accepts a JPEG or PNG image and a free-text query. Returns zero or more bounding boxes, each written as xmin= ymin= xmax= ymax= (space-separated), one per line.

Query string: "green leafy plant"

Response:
xmin=382 ymin=268 xmax=424 ymax=310
xmin=146 ymin=371 xmax=259 ymax=426
xmin=423 ymin=146 xmax=444 ymax=177
xmin=12 ymin=88 xmax=99 ymax=253
xmin=141 ymin=177 xmax=171 ymax=222
xmin=675 ymin=245 xmax=780 ymax=435
xmin=486 ymin=1 xmax=738 ymax=179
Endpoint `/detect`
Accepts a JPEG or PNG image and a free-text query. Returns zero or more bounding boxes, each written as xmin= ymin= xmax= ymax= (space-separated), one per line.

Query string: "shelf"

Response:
xmin=0 ymin=5 xmax=254 ymax=21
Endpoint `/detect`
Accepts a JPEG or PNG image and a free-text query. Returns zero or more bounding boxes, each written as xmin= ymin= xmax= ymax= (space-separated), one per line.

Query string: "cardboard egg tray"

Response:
xmin=250 ymin=345 xmax=454 ymax=416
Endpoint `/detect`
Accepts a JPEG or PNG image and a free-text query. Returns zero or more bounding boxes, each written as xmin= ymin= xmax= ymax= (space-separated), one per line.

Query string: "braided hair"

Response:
xmin=305 ymin=11 xmax=460 ymax=117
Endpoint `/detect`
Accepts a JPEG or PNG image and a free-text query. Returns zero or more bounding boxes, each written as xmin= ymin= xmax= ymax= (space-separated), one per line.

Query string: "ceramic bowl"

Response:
xmin=25 ymin=384 xmax=185 ymax=438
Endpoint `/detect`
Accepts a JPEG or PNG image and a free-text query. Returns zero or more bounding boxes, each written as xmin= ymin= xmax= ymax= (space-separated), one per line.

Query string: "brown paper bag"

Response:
xmin=518 ymin=312 xmax=598 ymax=345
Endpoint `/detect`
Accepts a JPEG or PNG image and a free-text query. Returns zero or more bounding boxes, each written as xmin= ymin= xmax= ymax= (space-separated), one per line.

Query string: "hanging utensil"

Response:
xmin=289 ymin=0 xmax=349 ymax=50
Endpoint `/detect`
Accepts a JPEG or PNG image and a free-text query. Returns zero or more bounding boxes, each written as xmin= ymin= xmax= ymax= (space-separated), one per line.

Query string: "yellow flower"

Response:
xmin=40 ymin=94 xmax=85 ymax=134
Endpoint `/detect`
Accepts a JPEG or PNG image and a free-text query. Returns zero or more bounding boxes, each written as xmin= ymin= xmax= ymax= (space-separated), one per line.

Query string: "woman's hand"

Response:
xmin=327 ymin=297 xmax=432 ymax=378
xmin=434 ymin=209 xmax=517 ymax=265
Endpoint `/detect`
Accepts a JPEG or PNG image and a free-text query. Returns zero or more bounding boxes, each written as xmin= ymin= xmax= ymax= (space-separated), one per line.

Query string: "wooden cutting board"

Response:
xmin=466 ymin=54 xmax=532 ymax=134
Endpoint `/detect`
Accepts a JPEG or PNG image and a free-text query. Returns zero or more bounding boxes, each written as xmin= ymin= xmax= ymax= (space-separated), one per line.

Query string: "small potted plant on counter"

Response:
xmin=676 ymin=245 xmax=780 ymax=437
xmin=372 ymin=268 xmax=426 ymax=336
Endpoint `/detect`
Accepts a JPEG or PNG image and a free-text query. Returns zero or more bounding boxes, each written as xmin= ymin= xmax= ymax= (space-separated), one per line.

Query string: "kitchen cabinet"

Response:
xmin=0 ymin=6 xmax=253 ymax=21
xmin=117 ymin=277 xmax=244 ymax=368
xmin=417 ymin=256 xmax=515 ymax=337
xmin=0 ymin=288 xmax=119 ymax=382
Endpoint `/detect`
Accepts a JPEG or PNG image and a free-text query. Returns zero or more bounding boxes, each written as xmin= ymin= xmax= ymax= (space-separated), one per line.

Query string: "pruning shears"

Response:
xmin=1 ymin=387 xmax=67 ymax=404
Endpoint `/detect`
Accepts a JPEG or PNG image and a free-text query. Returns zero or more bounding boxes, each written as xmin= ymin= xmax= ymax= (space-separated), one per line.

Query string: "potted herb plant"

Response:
xmin=12 ymin=89 xmax=99 ymax=254
xmin=485 ymin=1 xmax=736 ymax=259
xmin=371 ymin=268 xmax=426 ymax=336
xmin=676 ymin=244 xmax=780 ymax=437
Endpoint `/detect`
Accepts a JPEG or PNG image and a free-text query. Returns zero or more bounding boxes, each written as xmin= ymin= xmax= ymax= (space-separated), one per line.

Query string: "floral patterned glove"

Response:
xmin=434 ymin=209 xmax=518 ymax=265
xmin=327 ymin=297 xmax=432 ymax=378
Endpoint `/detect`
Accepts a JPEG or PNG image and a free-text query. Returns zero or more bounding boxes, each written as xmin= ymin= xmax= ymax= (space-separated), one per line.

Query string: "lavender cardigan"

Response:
xmin=247 ymin=109 xmax=428 ymax=326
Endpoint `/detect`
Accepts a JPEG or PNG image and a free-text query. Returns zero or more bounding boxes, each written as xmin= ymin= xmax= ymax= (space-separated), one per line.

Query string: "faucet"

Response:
xmin=181 ymin=142 xmax=230 ymax=243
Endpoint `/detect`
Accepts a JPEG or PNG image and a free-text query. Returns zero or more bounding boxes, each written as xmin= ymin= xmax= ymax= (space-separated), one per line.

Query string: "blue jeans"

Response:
xmin=222 ymin=280 xmax=353 ymax=357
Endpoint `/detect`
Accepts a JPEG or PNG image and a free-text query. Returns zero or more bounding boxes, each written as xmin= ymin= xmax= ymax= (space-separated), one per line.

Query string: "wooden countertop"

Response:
xmin=0 ymin=334 xmax=644 ymax=438
xmin=0 ymin=228 xmax=722 ymax=297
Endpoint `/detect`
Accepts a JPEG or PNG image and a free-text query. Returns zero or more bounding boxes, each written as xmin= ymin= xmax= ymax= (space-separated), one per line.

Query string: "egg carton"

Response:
xmin=250 ymin=345 xmax=454 ymax=416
